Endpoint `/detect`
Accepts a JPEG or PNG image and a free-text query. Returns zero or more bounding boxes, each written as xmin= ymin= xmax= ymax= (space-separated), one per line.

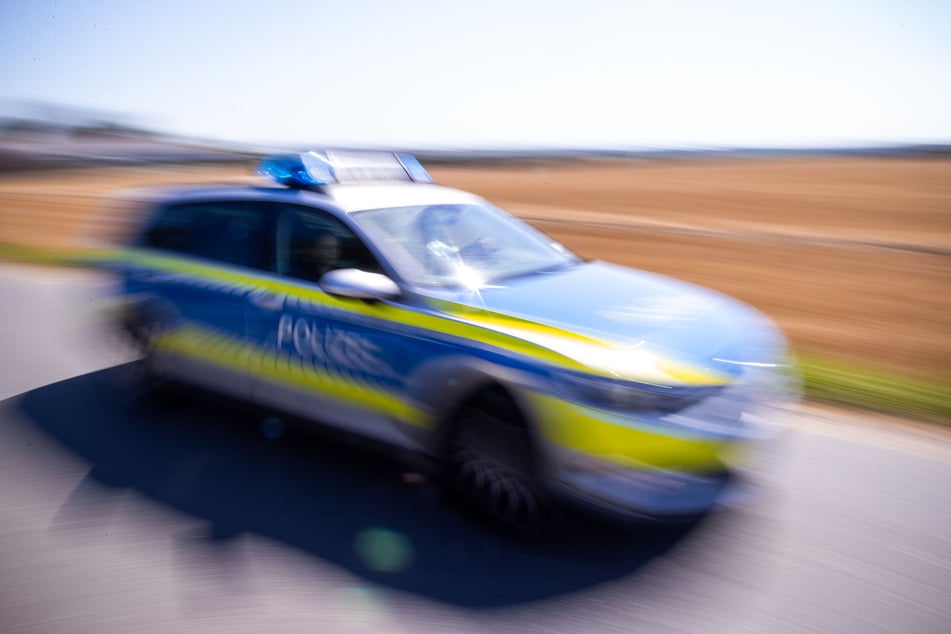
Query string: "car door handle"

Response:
xmin=249 ymin=290 xmax=286 ymax=311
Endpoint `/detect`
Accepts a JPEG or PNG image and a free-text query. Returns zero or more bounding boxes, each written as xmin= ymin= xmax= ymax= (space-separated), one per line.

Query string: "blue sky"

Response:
xmin=2 ymin=0 xmax=949 ymax=149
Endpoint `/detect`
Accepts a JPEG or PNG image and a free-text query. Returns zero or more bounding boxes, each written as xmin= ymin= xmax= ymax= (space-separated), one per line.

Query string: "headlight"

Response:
xmin=558 ymin=372 xmax=723 ymax=414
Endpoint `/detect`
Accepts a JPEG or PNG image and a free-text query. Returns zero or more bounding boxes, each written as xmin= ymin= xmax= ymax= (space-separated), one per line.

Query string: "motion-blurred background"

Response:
xmin=2 ymin=0 xmax=949 ymax=419
xmin=2 ymin=4 xmax=951 ymax=634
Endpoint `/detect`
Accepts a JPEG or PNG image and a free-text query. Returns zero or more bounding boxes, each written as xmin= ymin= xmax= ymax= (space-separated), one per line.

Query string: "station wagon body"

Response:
xmin=114 ymin=151 xmax=795 ymax=526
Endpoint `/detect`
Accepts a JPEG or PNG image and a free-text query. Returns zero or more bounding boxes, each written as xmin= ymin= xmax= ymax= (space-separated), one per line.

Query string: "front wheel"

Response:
xmin=446 ymin=403 xmax=545 ymax=531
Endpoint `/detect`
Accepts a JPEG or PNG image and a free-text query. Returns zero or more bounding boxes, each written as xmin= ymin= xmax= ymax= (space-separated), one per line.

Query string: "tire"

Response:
xmin=446 ymin=399 xmax=545 ymax=531
xmin=115 ymin=308 xmax=174 ymax=403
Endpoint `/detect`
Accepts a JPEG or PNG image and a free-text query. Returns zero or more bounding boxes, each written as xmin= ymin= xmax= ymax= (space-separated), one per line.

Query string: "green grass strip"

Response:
xmin=796 ymin=352 xmax=951 ymax=422
xmin=0 ymin=242 xmax=114 ymax=267
xmin=0 ymin=242 xmax=76 ymax=266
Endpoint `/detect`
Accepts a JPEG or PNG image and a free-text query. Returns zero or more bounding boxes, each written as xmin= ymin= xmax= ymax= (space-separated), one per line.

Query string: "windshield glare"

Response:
xmin=353 ymin=202 xmax=578 ymax=288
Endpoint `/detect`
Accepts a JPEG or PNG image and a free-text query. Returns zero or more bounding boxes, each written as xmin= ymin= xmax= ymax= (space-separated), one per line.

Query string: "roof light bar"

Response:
xmin=257 ymin=150 xmax=433 ymax=189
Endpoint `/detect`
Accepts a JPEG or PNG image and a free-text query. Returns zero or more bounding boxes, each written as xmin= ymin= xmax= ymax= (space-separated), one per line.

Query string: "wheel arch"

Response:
xmin=408 ymin=356 xmax=547 ymax=471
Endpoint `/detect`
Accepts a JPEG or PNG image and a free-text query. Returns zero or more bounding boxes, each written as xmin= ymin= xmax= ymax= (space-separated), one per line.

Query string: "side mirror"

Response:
xmin=319 ymin=268 xmax=400 ymax=301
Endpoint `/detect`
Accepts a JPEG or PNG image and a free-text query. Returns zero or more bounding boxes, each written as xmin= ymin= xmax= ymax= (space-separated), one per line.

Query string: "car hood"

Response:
xmin=424 ymin=261 xmax=788 ymax=386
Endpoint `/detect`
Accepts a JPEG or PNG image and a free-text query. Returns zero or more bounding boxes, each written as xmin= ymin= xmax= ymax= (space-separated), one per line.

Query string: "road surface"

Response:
xmin=1 ymin=265 xmax=949 ymax=633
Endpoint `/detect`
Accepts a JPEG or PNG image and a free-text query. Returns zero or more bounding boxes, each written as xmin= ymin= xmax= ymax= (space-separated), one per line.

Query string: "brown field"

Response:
xmin=1 ymin=157 xmax=949 ymax=383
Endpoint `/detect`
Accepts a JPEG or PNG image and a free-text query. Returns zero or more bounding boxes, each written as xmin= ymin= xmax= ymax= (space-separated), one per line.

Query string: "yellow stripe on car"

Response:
xmin=121 ymin=248 xmax=593 ymax=371
xmin=526 ymin=392 xmax=728 ymax=472
xmin=154 ymin=324 xmax=433 ymax=430
xmin=440 ymin=299 xmax=731 ymax=386
xmin=123 ymin=247 xmax=730 ymax=388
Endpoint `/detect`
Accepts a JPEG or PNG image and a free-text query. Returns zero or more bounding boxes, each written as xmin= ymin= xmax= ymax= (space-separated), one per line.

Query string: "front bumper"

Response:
xmin=525 ymin=366 xmax=797 ymax=521
xmin=544 ymin=447 xmax=748 ymax=522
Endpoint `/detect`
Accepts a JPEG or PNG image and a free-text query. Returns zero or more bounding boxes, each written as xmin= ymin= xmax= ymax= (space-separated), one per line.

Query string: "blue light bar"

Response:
xmin=257 ymin=151 xmax=433 ymax=189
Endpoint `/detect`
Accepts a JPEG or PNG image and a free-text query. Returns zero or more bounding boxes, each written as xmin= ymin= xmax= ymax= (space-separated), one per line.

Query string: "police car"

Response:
xmin=115 ymin=150 xmax=794 ymax=528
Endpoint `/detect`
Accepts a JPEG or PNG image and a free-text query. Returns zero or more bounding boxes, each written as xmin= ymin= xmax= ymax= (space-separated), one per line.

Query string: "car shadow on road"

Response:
xmin=15 ymin=363 xmax=704 ymax=609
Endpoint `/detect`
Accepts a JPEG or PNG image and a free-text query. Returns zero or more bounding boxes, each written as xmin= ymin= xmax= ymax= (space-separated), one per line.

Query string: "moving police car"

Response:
xmin=115 ymin=151 xmax=794 ymax=527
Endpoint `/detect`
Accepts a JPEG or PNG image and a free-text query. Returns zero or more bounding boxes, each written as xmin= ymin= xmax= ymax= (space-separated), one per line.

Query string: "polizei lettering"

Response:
xmin=276 ymin=314 xmax=395 ymax=380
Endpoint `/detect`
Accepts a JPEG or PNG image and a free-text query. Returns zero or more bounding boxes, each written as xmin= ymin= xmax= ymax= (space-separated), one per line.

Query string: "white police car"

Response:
xmin=115 ymin=151 xmax=794 ymax=527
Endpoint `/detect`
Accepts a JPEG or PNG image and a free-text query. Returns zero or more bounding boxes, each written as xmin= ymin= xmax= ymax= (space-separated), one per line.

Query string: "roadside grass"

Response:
xmin=0 ymin=242 xmax=77 ymax=266
xmin=0 ymin=242 xmax=113 ymax=267
xmin=3 ymin=241 xmax=949 ymax=424
xmin=795 ymin=353 xmax=951 ymax=424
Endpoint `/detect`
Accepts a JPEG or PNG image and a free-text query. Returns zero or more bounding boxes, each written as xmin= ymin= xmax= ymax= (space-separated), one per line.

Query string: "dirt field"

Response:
xmin=1 ymin=157 xmax=949 ymax=383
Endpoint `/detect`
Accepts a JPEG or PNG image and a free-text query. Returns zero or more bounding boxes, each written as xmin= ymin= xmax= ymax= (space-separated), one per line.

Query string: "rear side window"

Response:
xmin=142 ymin=201 xmax=269 ymax=270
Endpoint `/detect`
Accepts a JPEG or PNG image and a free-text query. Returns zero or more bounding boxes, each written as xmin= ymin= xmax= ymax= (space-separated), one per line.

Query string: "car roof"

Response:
xmin=118 ymin=180 xmax=484 ymax=215
xmin=321 ymin=182 xmax=483 ymax=212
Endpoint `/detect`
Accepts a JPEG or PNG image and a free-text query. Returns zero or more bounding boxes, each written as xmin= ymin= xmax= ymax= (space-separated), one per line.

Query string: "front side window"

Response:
xmin=352 ymin=202 xmax=579 ymax=288
xmin=142 ymin=201 xmax=268 ymax=269
xmin=273 ymin=205 xmax=380 ymax=283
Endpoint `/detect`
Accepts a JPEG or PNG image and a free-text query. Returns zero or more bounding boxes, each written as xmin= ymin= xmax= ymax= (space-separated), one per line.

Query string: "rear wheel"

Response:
xmin=116 ymin=307 xmax=174 ymax=402
xmin=447 ymin=393 xmax=545 ymax=530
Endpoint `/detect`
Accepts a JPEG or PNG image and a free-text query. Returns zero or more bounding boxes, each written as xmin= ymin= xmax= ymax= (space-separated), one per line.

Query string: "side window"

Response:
xmin=142 ymin=201 xmax=268 ymax=270
xmin=273 ymin=206 xmax=380 ymax=282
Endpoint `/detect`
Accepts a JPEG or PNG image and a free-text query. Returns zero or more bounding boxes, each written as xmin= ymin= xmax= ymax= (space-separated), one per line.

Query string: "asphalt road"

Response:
xmin=1 ymin=265 xmax=950 ymax=634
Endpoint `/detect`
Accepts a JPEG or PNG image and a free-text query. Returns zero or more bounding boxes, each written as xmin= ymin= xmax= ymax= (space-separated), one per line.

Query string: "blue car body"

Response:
xmin=114 ymin=152 xmax=795 ymax=523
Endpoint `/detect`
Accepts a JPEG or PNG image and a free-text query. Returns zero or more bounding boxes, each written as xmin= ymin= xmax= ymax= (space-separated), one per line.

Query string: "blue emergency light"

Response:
xmin=258 ymin=150 xmax=433 ymax=189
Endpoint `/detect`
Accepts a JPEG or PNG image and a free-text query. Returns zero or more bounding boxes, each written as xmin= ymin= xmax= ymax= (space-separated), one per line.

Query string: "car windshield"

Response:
xmin=353 ymin=202 xmax=580 ymax=288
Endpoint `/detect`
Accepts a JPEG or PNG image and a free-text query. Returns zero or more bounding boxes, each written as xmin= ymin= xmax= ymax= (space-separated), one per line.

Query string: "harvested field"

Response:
xmin=1 ymin=157 xmax=949 ymax=384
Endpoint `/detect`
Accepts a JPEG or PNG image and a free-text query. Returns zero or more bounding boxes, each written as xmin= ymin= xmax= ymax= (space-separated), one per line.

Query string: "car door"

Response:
xmin=246 ymin=203 xmax=416 ymax=447
xmin=129 ymin=199 xmax=271 ymax=398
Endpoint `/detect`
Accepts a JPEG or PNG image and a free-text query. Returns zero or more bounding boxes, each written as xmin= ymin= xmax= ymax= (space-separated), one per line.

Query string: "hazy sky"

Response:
xmin=2 ymin=0 xmax=949 ymax=149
